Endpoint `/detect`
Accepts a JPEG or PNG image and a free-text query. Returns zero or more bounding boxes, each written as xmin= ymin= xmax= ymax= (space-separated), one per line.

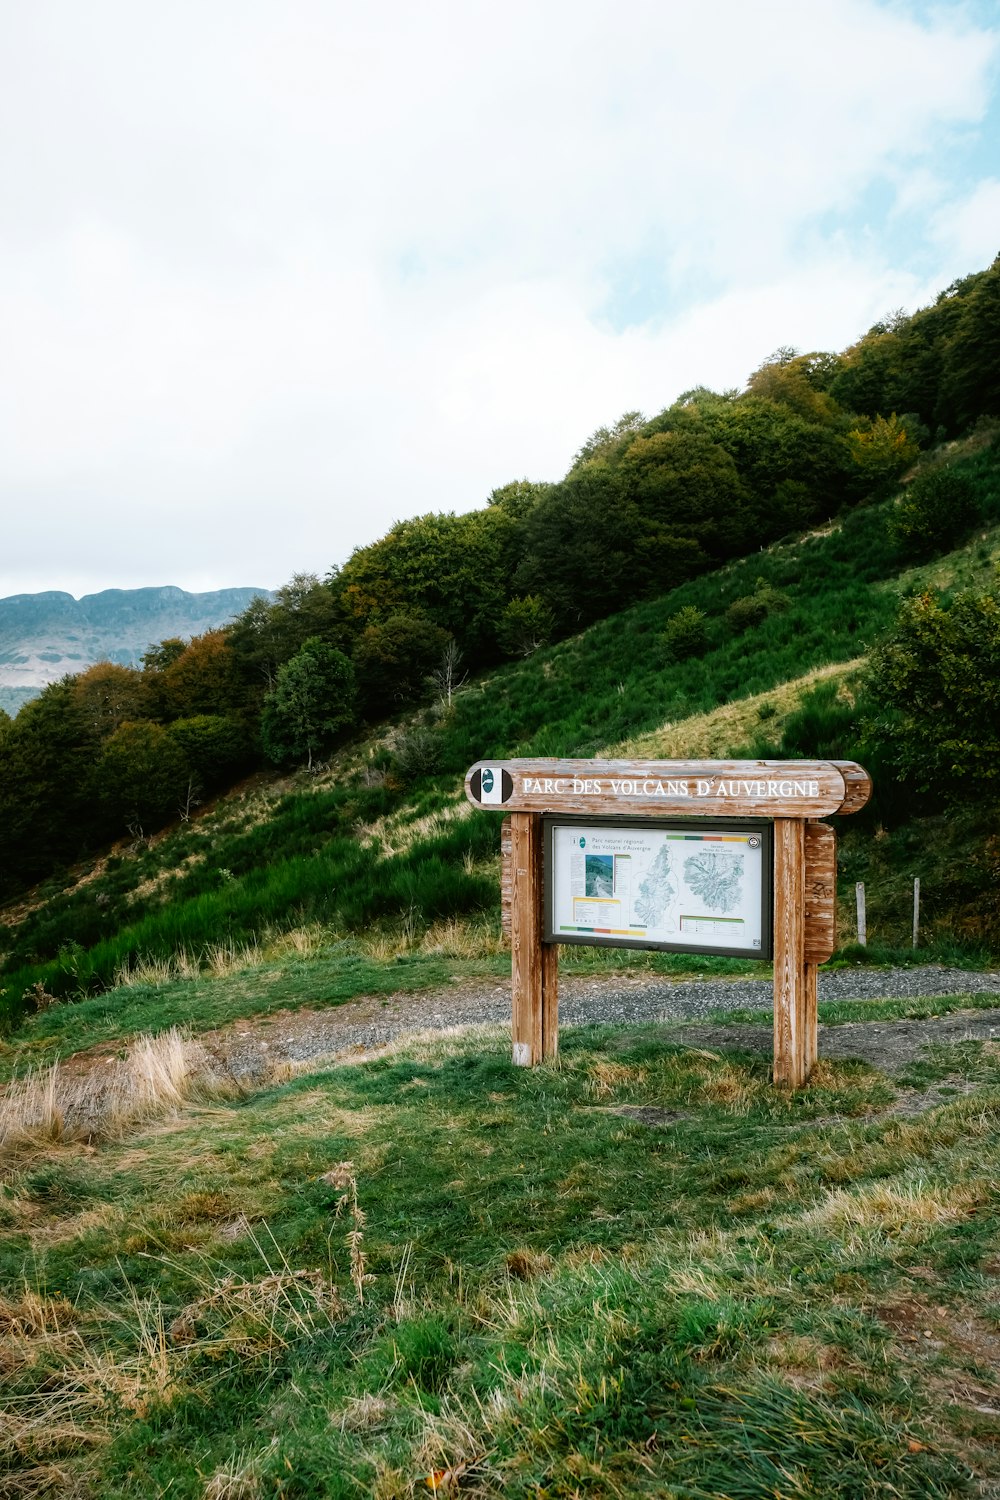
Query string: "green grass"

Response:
xmin=3 ymin=1019 xmax=999 ymax=1496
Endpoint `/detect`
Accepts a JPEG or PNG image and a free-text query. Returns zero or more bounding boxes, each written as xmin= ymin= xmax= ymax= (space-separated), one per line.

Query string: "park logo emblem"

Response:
xmin=471 ymin=765 xmax=513 ymax=805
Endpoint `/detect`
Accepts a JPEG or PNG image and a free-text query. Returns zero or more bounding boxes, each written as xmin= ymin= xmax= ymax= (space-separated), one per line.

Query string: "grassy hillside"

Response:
xmin=2 ymin=436 xmax=1000 ymax=1038
xmin=3 ymin=442 xmax=1000 ymax=1499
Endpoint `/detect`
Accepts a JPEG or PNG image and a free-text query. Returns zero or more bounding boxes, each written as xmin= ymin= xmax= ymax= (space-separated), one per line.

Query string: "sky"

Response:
xmin=1 ymin=0 xmax=998 ymax=601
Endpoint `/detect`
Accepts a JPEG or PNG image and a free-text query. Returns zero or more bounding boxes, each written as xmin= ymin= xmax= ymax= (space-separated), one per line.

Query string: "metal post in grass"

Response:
xmin=912 ymin=877 xmax=920 ymax=949
xmin=856 ymin=882 xmax=867 ymax=947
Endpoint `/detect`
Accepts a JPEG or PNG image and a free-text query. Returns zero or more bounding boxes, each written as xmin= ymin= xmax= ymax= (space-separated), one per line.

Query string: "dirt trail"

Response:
xmin=14 ymin=966 xmax=1000 ymax=1088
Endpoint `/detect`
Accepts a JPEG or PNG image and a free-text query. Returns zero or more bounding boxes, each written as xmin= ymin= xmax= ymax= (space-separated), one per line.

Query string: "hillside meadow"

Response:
xmin=2 ymin=340 xmax=1000 ymax=1491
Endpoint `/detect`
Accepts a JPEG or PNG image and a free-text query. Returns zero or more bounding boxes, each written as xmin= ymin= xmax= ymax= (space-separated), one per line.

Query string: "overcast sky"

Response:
xmin=1 ymin=0 xmax=998 ymax=600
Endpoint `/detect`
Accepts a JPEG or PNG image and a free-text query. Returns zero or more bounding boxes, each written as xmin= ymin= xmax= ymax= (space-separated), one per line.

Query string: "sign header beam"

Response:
xmin=466 ymin=758 xmax=867 ymax=820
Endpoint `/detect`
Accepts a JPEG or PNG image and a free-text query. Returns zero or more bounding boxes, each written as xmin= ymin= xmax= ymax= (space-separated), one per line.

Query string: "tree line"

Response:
xmin=1 ymin=255 xmax=998 ymax=900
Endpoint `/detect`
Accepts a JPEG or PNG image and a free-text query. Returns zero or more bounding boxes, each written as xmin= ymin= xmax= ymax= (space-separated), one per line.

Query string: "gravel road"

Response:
xmin=212 ymin=965 xmax=1000 ymax=1081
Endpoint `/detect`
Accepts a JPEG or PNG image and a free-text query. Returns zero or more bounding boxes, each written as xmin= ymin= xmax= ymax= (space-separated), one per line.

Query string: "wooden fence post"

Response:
xmin=856 ymin=882 xmax=867 ymax=947
xmin=912 ymin=877 xmax=920 ymax=949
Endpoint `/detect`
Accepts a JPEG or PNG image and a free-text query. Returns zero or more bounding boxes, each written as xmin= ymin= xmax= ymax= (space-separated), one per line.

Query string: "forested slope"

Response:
xmin=1 ymin=258 xmax=1000 ymax=1027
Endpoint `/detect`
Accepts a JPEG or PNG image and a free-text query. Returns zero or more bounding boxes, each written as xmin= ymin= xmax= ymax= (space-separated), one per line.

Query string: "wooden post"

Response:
xmin=773 ymin=817 xmax=809 ymax=1087
xmin=508 ymin=813 xmax=558 ymax=1065
xmin=856 ymin=882 xmax=867 ymax=947
xmin=542 ymin=940 xmax=559 ymax=1061
xmin=912 ymin=877 xmax=920 ymax=949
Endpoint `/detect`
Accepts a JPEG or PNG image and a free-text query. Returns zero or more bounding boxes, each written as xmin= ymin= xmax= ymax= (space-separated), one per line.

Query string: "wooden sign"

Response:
xmin=472 ymin=758 xmax=871 ymax=1090
xmin=467 ymin=757 xmax=868 ymax=819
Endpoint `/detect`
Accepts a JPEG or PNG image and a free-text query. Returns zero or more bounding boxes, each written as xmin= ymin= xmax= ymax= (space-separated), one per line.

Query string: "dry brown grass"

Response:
xmin=0 ymin=1028 xmax=241 ymax=1161
xmin=359 ymin=916 xmax=506 ymax=962
xmin=798 ymin=1176 xmax=991 ymax=1237
xmin=203 ymin=1442 xmax=277 ymax=1500
xmin=356 ymin=796 xmax=474 ymax=856
xmin=613 ymin=659 xmax=862 ymax=760
xmin=169 ymin=1265 xmax=345 ymax=1358
xmin=585 ymin=1060 xmax=648 ymax=1100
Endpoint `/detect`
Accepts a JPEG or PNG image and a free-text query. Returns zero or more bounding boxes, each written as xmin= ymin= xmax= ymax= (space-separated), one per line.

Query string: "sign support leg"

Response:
xmin=773 ymin=817 xmax=811 ymax=1087
xmin=542 ymin=939 xmax=559 ymax=1060
xmin=510 ymin=812 xmax=550 ymax=1066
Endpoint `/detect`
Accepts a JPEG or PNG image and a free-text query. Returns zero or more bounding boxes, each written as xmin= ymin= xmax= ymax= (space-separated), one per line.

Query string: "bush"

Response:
xmin=888 ymin=467 xmax=979 ymax=557
xmin=726 ymin=579 xmax=790 ymax=633
xmin=661 ymin=606 xmax=708 ymax=662
xmin=389 ymin=727 xmax=444 ymax=784
xmin=864 ymin=583 xmax=1000 ymax=798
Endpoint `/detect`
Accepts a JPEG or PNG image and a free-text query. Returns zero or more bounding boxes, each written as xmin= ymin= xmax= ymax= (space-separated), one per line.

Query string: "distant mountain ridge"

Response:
xmin=0 ymin=585 xmax=273 ymax=716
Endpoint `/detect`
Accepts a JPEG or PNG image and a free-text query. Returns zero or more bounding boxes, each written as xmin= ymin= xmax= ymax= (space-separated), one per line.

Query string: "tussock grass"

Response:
xmin=3 ymin=1019 xmax=998 ymax=1495
xmin=359 ymin=915 xmax=508 ymax=962
xmin=0 ymin=1028 xmax=240 ymax=1159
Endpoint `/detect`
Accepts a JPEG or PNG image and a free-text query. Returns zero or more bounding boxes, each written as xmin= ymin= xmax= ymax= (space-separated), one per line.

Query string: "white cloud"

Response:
xmin=930 ymin=178 xmax=1000 ymax=269
xmin=0 ymin=0 xmax=997 ymax=597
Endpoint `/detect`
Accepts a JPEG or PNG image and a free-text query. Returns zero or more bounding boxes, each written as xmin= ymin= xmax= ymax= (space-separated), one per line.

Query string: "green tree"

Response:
xmin=72 ymin=661 xmax=149 ymax=738
xmin=95 ymin=720 xmax=192 ymax=834
xmin=569 ymin=411 xmax=646 ymax=472
xmin=333 ymin=507 xmax=528 ymax=662
xmin=888 ymin=467 xmax=979 ymax=557
xmin=0 ymin=681 xmax=101 ymax=896
xmin=165 ymin=714 xmax=251 ymax=791
xmin=141 ymin=637 xmax=187 ymax=672
xmin=661 ymin=605 xmax=708 ymax=661
xmin=260 ymin=638 xmax=357 ymax=768
xmin=353 ymin=612 xmax=450 ymax=718
xmin=938 ymin=257 xmax=1000 ymax=433
xmin=864 ymin=583 xmax=1000 ymax=798
xmin=496 ymin=595 xmax=555 ymax=657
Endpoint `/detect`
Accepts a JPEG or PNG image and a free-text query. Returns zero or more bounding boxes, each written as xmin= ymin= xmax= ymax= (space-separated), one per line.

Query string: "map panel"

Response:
xmin=547 ymin=820 xmax=769 ymax=957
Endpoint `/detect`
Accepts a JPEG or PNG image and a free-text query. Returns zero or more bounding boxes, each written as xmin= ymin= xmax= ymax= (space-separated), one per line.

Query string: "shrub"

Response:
xmin=726 ymin=579 xmax=790 ymax=632
xmin=661 ymin=605 xmax=708 ymax=662
xmin=888 ymin=467 xmax=979 ymax=557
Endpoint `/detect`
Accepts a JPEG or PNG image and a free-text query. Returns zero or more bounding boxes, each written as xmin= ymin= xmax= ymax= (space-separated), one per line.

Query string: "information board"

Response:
xmin=543 ymin=816 xmax=773 ymax=959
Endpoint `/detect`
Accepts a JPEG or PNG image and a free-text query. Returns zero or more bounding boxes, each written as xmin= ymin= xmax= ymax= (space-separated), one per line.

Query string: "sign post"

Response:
xmin=466 ymin=758 xmax=871 ymax=1088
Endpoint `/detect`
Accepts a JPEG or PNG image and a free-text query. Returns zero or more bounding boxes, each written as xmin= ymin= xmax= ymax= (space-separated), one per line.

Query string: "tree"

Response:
xmin=569 ymin=411 xmax=646 ymax=472
xmin=165 ymin=714 xmax=251 ymax=791
xmin=72 ymin=661 xmax=149 ymax=738
xmin=333 ymin=506 xmax=528 ymax=662
xmin=661 ymin=605 xmax=708 ymax=662
xmin=496 ymin=595 xmax=555 ymax=657
xmin=426 ymin=639 xmax=467 ymax=711
xmin=864 ymin=583 xmax=1000 ymax=798
xmin=847 ymin=413 xmax=919 ymax=500
xmin=938 ymin=257 xmax=1000 ymax=433
xmin=260 ymin=638 xmax=357 ymax=768
xmin=161 ymin=630 xmax=244 ymax=719
xmin=353 ymin=612 xmax=450 ymax=718
xmin=141 ymin=638 xmax=187 ymax=672
xmin=95 ymin=720 xmax=191 ymax=834
xmin=888 ymin=467 xmax=979 ymax=558
xmin=0 ymin=681 xmax=100 ymax=894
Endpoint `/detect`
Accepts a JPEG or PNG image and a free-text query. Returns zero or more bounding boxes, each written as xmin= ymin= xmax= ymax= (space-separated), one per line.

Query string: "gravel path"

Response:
xmin=210 ymin=965 xmax=1000 ymax=1082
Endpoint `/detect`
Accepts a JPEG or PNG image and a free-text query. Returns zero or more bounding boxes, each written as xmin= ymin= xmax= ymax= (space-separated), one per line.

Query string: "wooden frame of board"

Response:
xmin=465 ymin=758 xmax=870 ymax=1088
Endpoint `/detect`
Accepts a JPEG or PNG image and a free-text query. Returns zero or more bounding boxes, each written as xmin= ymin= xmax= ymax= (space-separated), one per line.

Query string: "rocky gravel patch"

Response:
xmin=205 ymin=965 xmax=1000 ymax=1083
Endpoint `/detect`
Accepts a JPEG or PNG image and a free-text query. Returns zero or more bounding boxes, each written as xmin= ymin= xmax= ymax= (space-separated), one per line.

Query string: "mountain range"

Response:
xmin=0 ymin=585 xmax=272 ymax=716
